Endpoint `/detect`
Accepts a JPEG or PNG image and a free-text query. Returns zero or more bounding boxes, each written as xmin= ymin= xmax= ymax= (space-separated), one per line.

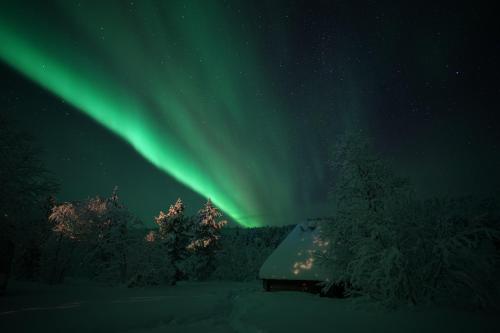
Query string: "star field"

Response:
xmin=1 ymin=0 xmax=499 ymax=226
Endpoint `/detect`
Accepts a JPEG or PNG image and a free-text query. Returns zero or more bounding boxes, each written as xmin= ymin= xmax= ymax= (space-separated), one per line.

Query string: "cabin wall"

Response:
xmin=262 ymin=279 xmax=322 ymax=294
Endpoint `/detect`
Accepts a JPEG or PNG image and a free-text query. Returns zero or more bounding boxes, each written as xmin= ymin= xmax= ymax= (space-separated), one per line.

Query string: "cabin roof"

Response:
xmin=259 ymin=221 xmax=330 ymax=281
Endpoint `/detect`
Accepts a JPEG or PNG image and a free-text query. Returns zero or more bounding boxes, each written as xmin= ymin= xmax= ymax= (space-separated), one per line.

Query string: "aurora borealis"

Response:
xmin=1 ymin=1 xmax=499 ymax=227
xmin=0 ymin=1 xmax=294 ymax=227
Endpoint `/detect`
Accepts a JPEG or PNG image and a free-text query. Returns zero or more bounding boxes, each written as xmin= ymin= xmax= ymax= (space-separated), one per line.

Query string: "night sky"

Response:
xmin=1 ymin=0 xmax=499 ymax=227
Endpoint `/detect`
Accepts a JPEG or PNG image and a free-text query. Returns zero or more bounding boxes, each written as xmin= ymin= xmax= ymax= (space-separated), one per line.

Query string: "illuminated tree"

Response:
xmin=82 ymin=187 xmax=131 ymax=284
xmin=41 ymin=187 xmax=132 ymax=284
xmin=155 ymin=198 xmax=191 ymax=283
xmin=186 ymin=199 xmax=227 ymax=280
xmin=41 ymin=202 xmax=80 ymax=283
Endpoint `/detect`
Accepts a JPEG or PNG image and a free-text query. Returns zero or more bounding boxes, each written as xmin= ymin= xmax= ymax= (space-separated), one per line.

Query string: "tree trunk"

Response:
xmin=49 ymin=233 xmax=63 ymax=284
xmin=120 ymin=251 xmax=128 ymax=283
xmin=0 ymin=240 xmax=15 ymax=295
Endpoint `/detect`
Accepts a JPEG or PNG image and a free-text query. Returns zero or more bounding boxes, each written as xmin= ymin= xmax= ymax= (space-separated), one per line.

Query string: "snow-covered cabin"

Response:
xmin=259 ymin=220 xmax=330 ymax=293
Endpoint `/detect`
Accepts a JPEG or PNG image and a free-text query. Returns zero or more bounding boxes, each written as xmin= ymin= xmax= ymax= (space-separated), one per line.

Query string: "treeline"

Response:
xmin=0 ymin=116 xmax=290 ymax=292
xmin=9 ymin=188 xmax=292 ymax=288
xmin=212 ymin=225 xmax=294 ymax=281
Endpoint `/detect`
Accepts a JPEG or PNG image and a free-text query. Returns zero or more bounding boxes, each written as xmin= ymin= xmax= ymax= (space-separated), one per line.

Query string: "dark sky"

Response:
xmin=1 ymin=0 xmax=499 ymax=226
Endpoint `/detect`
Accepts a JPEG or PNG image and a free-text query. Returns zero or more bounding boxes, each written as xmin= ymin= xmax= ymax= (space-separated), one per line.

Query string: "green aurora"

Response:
xmin=0 ymin=1 xmax=294 ymax=227
xmin=3 ymin=1 xmax=495 ymax=227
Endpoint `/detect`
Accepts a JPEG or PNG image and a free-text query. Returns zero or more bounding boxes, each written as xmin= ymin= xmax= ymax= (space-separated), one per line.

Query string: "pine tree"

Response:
xmin=155 ymin=198 xmax=191 ymax=283
xmin=188 ymin=199 xmax=227 ymax=280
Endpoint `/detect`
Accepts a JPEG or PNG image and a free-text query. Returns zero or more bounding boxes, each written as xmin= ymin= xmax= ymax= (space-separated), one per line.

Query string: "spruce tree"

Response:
xmin=93 ymin=187 xmax=129 ymax=283
xmin=155 ymin=198 xmax=191 ymax=283
xmin=188 ymin=199 xmax=227 ymax=279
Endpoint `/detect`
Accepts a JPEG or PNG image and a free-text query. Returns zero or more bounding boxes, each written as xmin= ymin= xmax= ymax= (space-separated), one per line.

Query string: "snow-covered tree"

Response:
xmin=185 ymin=199 xmax=227 ymax=280
xmin=41 ymin=202 xmax=80 ymax=284
xmin=155 ymin=198 xmax=192 ymax=283
xmin=40 ymin=187 xmax=133 ymax=285
xmin=190 ymin=199 xmax=227 ymax=250
xmin=320 ymin=130 xmax=500 ymax=308
xmin=395 ymin=197 xmax=500 ymax=308
xmin=82 ymin=187 xmax=131 ymax=284
xmin=0 ymin=115 xmax=57 ymax=291
xmin=320 ymin=130 xmax=410 ymax=297
xmin=127 ymin=228 xmax=175 ymax=287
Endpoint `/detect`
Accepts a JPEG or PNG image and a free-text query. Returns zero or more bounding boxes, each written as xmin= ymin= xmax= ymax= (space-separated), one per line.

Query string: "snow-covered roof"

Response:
xmin=259 ymin=221 xmax=330 ymax=281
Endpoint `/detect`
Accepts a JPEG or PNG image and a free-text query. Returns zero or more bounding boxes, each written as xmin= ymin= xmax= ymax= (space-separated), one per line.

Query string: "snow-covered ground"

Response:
xmin=0 ymin=280 xmax=498 ymax=333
